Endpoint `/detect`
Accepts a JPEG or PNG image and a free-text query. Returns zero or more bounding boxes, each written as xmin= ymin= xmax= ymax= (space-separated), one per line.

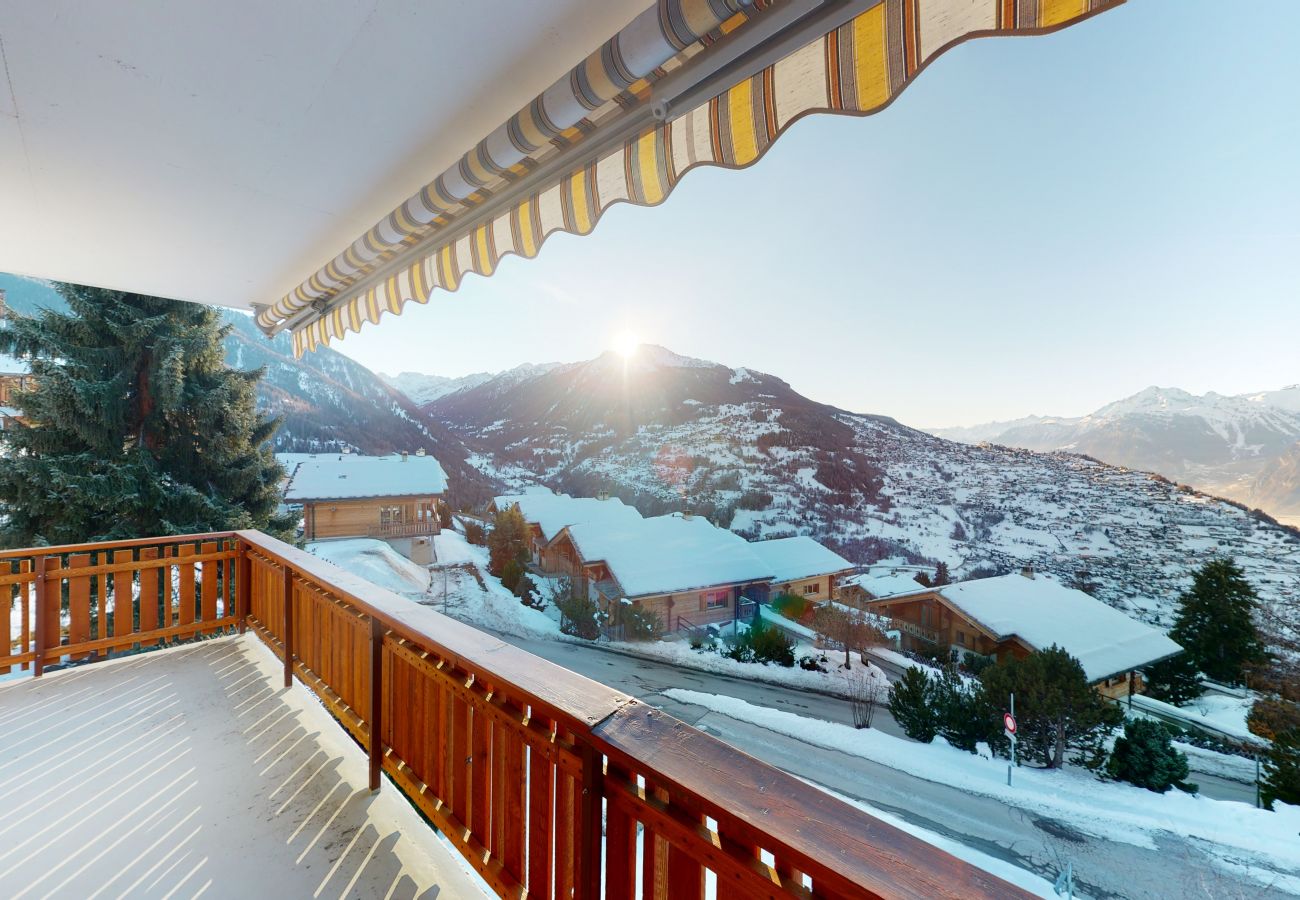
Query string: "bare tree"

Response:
xmin=848 ymin=666 xmax=887 ymax=729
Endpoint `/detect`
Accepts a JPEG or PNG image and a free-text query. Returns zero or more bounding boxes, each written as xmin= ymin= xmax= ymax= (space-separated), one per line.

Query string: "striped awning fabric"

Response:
xmin=267 ymin=0 xmax=1122 ymax=356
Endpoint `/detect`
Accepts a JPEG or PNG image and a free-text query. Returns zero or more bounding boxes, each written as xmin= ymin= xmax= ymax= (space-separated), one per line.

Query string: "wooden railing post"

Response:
xmin=282 ymin=563 xmax=294 ymax=689
xmin=369 ymin=616 xmax=384 ymax=792
xmin=32 ymin=555 xmax=50 ymax=677
xmin=236 ymin=542 xmax=251 ymax=635
xmin=578 ymin=742 xmax=604 ymax=900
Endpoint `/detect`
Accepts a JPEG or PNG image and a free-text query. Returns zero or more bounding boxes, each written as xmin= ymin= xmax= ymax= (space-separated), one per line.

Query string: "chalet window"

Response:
xmin=957 ymin=630 xmax=966 ymax=646
xmin=802 ymin=582 xmax=820 ymax=595
xmin=380 ymin=506 xmax=403 ymax=525
xmin=702 ymin=590 xmax=729 ymax=610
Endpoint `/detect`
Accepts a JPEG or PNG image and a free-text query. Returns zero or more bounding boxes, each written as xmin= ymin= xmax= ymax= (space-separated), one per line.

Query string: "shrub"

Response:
xmin=500 ymin=558 xmax=524 ymax=593
xmin=617 ymin=604 xmax=662 ymax=642
xmin=1262 ymin=727 xmax=1300 ymax=810
xmin=488 ymin=507 xmax=530 ymax=575
xmin=1108 ymin=719 xmax=1195 ymax=794
xmin=770 ymin=592 xmax=813 ymax=622
xmin=557 ymin=593 xmax=601 ymax=640
xmin=961 ymin=652 xmax=995 ymax=678
xmin=889 ymin=667 xmax=939 ymax=743
xmin=464 ymin=521 xmax=486 ymax=545
xmin=799 ymin=654 xmax=829 ymax=673
xmin=437 ymin=502 xmax=452 ymax=529
xmin=723 ymin=619 xmax=795 ymax=667
xmin=513 ymin=573 xmax=538 ymax=603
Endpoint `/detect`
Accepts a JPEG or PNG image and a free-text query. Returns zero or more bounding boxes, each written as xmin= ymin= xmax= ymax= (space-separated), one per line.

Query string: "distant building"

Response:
xmin=284 ymin=452 xmax=447 ymax=541
xmin=838 ymin=570 xmax=930 ymax=607
xmin=747 ymin=536 xmax=855 ymax=603
xmin=862 ymin=570 xmax=1183 ymax=698
xmin=491 ymin=492 xmax=642 ymax=564
xmin=0 ymin=290 xmax=34 ymax=430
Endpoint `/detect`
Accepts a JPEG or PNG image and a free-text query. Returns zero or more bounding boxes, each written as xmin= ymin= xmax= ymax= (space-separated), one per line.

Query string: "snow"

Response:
xmin=886 ymin=573 xmax=1183 ymax=683
xmin=284 ymin=452 xmax=448 ymax=500
xmin=0 ymin=351 xmax=28 ymax=374
xmin=307 ymin=538 xmax=431 ymax=594
xmin=747 ymin=535 xmax=853 ymax=583
xmin=567 ymin=513 xmax=774 ymax=599
xmin=842 ymin=571 xmax=926 ymax=599
xmin=1130 ymin=692 xmax=1264 ymax=745
xmin=494 ymin=491 xmax=643 ymax=542
xmin=665 ymin=690 xmax=1300 ymax=891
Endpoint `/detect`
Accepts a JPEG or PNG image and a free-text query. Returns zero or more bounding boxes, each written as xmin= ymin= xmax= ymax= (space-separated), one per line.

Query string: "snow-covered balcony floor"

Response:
xmin=0 ymin=633 xmax=485 ymax=900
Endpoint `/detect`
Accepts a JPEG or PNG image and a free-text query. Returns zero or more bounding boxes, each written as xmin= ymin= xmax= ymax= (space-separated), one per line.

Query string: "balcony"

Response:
xmin=0 ymin=531 xmax=1030 ymax=899
xmin=367 ymin=520 xmax=441 ymax=539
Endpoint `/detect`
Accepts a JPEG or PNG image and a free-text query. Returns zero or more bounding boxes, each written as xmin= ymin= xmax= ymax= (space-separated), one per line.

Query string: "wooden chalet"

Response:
xmin=863 ymin=569 xmax=1184 ymax=698
xmin=285 ymin=452 xmax=447 ymax=541
xmin=748 ymin=536 xmax=855 ymax=604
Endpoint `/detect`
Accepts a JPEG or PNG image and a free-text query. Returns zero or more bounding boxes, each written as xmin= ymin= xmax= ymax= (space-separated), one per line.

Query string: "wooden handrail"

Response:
xmin=1 ymin=529 xmax=1034 ymax=899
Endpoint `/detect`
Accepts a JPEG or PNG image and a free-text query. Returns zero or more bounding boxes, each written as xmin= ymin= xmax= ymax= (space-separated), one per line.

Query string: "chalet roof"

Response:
xmin=284 ymin=453 xmax=447 ymax=501
xmin=565 ymin=514 xmax=774 ymax=600
xmin=747 ymin=536 xmax=853 ymax=584
xmin=0 ymin=352 xmax=29 ymax=375
xmin=495 ymin=492 xmax=643 ymax=543
xmin=842 ymin=571 xmax=928 ymax=599
xmin=884 ymin=574 xmax=1183 ymax=682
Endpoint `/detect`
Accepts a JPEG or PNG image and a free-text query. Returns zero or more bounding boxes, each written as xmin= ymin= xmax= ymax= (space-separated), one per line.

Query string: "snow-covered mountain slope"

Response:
xmin=429 ymin=348 xmax=1300 ymax=635
xmin=380 ymin=371 xmax=495 ymax=405
xmin=931 ymin=385 xmax=1300 ymax=519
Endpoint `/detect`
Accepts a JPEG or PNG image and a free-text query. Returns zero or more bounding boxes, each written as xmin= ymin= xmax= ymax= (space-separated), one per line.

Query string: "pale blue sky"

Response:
xmin=333 ymin=0 xmax=1299 ymax=428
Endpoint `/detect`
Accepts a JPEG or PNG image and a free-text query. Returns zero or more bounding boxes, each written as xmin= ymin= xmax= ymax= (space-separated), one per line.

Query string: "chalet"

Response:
xmin=548 ymin=513 xmax=775 ymax=635
xmin=863 ymin=570 xmax=1183 ymax=698
xmin=492 ymin=492 xmax=642 ymax=564
xmin=0 ymin=290 xmax=33 ymax=431
xmin=838 ymin=570 xmax=931 ymax=607
xmin=748 ymin=536 xmax=855 ymax=603
xmin=285 ymin=452 xmax=447 ymax=541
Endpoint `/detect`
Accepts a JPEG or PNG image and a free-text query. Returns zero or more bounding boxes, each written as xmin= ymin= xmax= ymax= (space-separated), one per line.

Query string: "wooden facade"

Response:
xmin=301 ymin=495 xmax=440 ymax=541
xmin=0 ymin=529 xmax=1033 ymax=899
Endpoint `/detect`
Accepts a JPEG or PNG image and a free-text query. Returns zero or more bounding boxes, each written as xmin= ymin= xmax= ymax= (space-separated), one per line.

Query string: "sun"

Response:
xmin=612 ymin=330 xmax=641 ymax=359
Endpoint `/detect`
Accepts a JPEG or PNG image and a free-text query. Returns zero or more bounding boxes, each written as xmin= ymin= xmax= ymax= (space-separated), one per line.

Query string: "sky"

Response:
xmin=328 ymin=0 xmax=1299 ymax=428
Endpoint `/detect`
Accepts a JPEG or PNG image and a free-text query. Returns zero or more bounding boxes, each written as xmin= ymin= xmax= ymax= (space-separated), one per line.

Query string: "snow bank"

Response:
xmin=663 ymin=690 xmax=1300 ymax=890
xmin=307 ymin=539 xmax=430 ymax=595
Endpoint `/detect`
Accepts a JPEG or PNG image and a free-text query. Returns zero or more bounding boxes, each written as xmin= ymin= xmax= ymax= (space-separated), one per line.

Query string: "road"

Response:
xmin=486 ymin=629 xmax=1297 ymax=899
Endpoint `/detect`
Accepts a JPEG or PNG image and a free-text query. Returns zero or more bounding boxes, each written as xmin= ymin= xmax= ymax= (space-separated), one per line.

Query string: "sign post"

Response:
xmin=1004 ymin=693 xmax=1017 ymax=787
xmin=1053 ymin=861 xmax=1074 ymax=899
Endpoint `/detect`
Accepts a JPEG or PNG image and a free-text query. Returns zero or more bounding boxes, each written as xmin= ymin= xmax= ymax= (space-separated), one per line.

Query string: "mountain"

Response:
xmin=380 ymin=371 xmax=496 ymax=406
xmin=931 ymin=385 xmax=1300 ymax=521
xmin=0 ymin=274 xmax=491 ymax=504
xmin=428 ymin=345 xmax=1300 ymax=634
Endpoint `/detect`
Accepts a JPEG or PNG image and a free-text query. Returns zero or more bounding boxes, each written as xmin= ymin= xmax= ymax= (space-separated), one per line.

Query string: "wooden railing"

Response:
xmin=1 ymin=530 xmax=1031 ymax=899
xmin=367 ymin=520 xmax=440 ymax=538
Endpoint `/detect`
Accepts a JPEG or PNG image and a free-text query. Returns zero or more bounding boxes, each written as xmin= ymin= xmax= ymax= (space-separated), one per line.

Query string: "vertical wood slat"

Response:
xmin=19 ymin=560 xmax=31 ymax=673
xmin=138 ymin=547 xmax=160 ymax=638
xmin=33 ymin=556 xmax=51 ymax=676
xmin=604 ymin=760 xmax=638 ymax=900
xmin=200 ymin=541 xmax=219 ymax=631
xmin=160 ymin=546 xmax=174 ymax=631
xmin=177 ymin=544 xmax=197 ymax=633
xmin=578 ymin=742 xmax=604 ymax=900
xmin=500 ymin=703 xmax=527 ymax=884
xmin=96 ymin=559 xmax=108 ymax=650
xmin=282 ymin=563 xmax=294 ymax=688
xmin=471 ymin=696 xmax=491 ymax=841
xmin=451 ymin=694 xmax=470 ymax=829
xmin=642 ymin=783 xmax=671 ymax=900
xmin=369 ymin=618 xmax=383 ymax=792
xmin=555 ymin=758 xmax=577 ymax=900
xmin=67 ymin=554 xmax=92 ymax=660
xmin=236 ymin=544 xmax=251 ymax=633
xmin=1 ymin=563 xmax=10 ymax=675
xmin=527 ymin=714 xmax=556 ymax=900
xmin=667 ymin=805 xmax=707 ymax=900
xmin=111 ymin=550 xmax=134 ymax=640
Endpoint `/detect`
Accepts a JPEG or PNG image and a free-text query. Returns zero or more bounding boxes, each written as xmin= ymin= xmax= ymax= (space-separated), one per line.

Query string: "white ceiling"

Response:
xmin=0 ymin=0 xmax=648 ymax=310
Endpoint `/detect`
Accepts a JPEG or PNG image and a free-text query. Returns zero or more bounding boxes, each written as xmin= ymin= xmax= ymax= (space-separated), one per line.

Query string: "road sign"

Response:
xmin=1003 ymin=712 xmax=1017 ymax=735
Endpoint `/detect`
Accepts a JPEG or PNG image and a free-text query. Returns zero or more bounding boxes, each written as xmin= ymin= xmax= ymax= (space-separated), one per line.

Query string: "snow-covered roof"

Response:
xmin=495 ymin=492 xmax=642 ymax=542
xmin=565 ymin=514 xmax=774 ymax=599
xmin=843 ymin=571 xmax=928 ymax=599
xmin=307 ymin=539 xmax=431 ymax=595
xmin=888 ymin=574 xmax=1183 ymax=682
xmin=0 ymin=352 xmax=29 ymax=374
xmin=747 ymin=536 xmax=853 ymax=584
xmin=285 ymin=453 xmax=447 ymax=501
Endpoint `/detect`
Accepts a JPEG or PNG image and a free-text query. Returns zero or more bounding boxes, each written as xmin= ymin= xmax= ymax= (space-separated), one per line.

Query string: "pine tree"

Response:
xmin=1107 ymin=719 xmax=1194 ymax=793
xmin=933 ymin=561 xmax=951 ymax=586
xmin=1261 ymin=727 xmax=1300 ymax=810
xmin=1143 ymin=652 xmax=1204 ymax=705
xmin=888 ymin=666 xmax=939 ymax=743
xmin=487 ymin=506 xmax=530 ymax=575
xmin=0 ymin=284 xmax=293 ymax=545
xmin=980 ymin=646 xmax=1123 ymax=768
xmin=1169 ymin=558 xmax=1267 ymax=685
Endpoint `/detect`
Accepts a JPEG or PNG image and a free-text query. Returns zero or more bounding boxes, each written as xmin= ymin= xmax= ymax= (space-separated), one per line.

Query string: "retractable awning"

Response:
xmin=258 ymin=0 xmax=1123 ymax=356
xmin=0 ymin=1 xmax=1121 ymax=355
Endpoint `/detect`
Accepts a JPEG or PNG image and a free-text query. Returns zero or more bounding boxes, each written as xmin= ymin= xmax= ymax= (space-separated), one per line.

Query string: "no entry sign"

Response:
xmin=1003 ymin=712 xmax=1017 ymax=735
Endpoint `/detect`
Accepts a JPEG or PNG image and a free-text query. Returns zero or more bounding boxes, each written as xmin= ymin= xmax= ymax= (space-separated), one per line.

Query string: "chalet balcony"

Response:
xmin=367 ymin=520 xmax=441 ymax=539
xmin=0 ymin=531 xmax=1030 ymax=899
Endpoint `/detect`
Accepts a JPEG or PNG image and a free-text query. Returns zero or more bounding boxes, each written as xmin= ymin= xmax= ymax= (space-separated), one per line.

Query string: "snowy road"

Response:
xmin=487 ymin=629 xmax=1297 ymax=899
